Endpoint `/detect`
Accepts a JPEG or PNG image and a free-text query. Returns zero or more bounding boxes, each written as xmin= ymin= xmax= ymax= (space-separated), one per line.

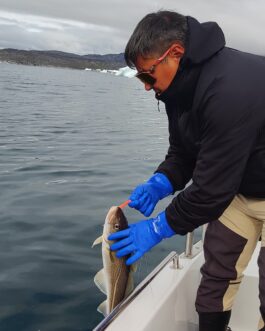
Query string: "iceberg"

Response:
xmin=114 ymin=66 xmax=137 ymax=78
xmin=84 ymin=66 xmax=136 ymax=78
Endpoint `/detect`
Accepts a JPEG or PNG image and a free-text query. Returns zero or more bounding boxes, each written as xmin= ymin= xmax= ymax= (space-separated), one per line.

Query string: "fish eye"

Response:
xmin=114 ymin=224 xmax=119 ymax=230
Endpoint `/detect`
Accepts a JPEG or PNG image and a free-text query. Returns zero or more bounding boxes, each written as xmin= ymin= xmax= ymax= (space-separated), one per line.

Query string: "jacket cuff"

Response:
xmin=153 ymin=211 xmax=176 ymax=239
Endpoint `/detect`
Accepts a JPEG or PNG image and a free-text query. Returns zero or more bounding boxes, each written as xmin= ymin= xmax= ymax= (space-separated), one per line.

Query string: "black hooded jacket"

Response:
xmin=155 ymin=16 xmax=265 ymax=235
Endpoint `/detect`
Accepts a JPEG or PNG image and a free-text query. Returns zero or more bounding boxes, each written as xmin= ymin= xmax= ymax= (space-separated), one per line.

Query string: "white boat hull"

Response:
xmin=94 ymin=241 xmax=260 ymax=331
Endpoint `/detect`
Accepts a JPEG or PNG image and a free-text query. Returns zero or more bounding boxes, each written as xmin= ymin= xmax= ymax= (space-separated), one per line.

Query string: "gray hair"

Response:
xmin=124 ymin=10 xmax=188 ymax=68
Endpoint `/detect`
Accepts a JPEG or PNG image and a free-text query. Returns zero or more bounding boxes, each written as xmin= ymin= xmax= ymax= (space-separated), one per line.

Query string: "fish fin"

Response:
xmin=130 ymin=262 xmax=137 ymax=273
xmin=94 ymin=269 xmax=107 ymax=294
xmin=97 ymin=300 xmax=108 ymax=317
xmin=92 ymin=236 xmax=103 ymax=247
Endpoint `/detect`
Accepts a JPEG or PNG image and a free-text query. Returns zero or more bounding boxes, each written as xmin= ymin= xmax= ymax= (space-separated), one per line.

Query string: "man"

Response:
xmin=108 ymin=10 xmax=265 ymax=331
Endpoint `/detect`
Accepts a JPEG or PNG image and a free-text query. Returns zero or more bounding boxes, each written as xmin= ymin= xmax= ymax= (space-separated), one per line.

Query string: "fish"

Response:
xmin=92 ymin=206 xmax=135 ymax=317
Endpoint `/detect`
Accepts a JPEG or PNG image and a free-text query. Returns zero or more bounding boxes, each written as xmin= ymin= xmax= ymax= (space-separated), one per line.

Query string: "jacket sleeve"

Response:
xmin=155 ymin=109 xmax=196 ymax=193
xmin=165 ymin=79 xmax=261 ymax=235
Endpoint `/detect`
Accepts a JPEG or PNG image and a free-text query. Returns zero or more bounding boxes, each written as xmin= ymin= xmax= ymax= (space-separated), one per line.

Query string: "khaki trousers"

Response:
xmin=195 ymin=194 xmax=265 ymax=330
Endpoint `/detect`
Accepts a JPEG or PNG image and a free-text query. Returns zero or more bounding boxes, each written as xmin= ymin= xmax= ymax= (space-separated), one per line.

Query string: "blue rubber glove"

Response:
xmin=108 ymin=211 xmax=175 ymax=265
xmin=129 ymin=173 xmax=173 ymax=217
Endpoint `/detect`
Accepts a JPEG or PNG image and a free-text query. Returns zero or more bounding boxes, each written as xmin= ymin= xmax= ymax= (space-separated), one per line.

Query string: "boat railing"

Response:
xmin=185 ymin=224 xmax=207 ymax=258
xmin=93 ymin=226 xmax=206 ymax=331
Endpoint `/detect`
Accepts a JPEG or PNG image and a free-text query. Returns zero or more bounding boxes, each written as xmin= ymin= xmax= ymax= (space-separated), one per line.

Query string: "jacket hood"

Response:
xmin=156 ymin=17 xmax=225 ymax=104
xmin=182 ymin=16 xmax=225 ymax=66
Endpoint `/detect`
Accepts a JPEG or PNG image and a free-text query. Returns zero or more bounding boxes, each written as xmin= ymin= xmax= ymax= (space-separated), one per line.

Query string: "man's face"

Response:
xmin=135 ymin=44 xmax=185 ymax=94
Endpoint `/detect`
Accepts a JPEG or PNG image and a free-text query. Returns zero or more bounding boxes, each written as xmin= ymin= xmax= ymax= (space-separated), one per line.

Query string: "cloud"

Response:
xmin=0 ymin=0 xmax=264 ymax=54
xmin=0 ymin=9 xmax=125 ymax=54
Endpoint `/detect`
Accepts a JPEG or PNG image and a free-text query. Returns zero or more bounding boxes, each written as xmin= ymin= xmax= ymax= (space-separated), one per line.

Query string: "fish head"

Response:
xmin=103 ymin=206 xmax=128 ymax=242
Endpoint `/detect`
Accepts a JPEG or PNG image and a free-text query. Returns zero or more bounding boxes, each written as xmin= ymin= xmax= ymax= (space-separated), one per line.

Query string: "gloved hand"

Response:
xmin=108 ymin=211 xmax=175 ymax=265
xmin=128 ymin=173 xmax=173 ymax=217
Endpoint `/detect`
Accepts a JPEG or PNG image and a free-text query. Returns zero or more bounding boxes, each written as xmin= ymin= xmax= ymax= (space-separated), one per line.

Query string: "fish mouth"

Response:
xmin=107 ymin=206 xmax=120 ymax=224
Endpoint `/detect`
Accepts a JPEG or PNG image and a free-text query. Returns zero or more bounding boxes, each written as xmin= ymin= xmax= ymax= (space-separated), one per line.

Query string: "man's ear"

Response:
xmin=169 ymin=43 xmax=185 ymax=59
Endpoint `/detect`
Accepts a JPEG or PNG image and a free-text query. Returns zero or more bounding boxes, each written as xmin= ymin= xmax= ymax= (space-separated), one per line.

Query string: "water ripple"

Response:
xmin=0 ymin=62 xmax=183 ymax=331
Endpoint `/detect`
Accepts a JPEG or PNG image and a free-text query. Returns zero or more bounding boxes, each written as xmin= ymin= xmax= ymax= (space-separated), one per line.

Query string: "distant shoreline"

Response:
xmin=0 ymin=48 xmax=126 ymax=71
xmin=0 ymin=60 xmax=119 ymax=73
xmin=0 ymin=58 xmax=137 ymax=79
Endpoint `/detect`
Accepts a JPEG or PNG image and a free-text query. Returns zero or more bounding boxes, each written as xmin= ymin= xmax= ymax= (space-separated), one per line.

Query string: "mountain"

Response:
xmin=0 ymin=48 xmax=126 ymax=70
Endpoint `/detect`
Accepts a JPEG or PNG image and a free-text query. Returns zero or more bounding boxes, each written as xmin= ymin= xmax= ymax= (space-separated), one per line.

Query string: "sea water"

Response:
xmin=0 ymin=62 xmax=199 ymax=331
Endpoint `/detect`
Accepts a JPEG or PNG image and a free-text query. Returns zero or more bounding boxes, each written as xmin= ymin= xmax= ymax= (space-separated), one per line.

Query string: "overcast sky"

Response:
xmin=0 ymin=0 xmax=264 ymax=55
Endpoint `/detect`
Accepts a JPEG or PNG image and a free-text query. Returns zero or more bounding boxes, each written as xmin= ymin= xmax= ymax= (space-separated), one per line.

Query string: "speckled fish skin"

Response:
xmin=93 ymin=206 xmax=134 ymax=316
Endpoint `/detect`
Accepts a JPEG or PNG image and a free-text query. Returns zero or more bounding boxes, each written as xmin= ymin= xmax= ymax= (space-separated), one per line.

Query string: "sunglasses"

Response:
xmin=135 ymin=46 xmax=172 ymax=86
